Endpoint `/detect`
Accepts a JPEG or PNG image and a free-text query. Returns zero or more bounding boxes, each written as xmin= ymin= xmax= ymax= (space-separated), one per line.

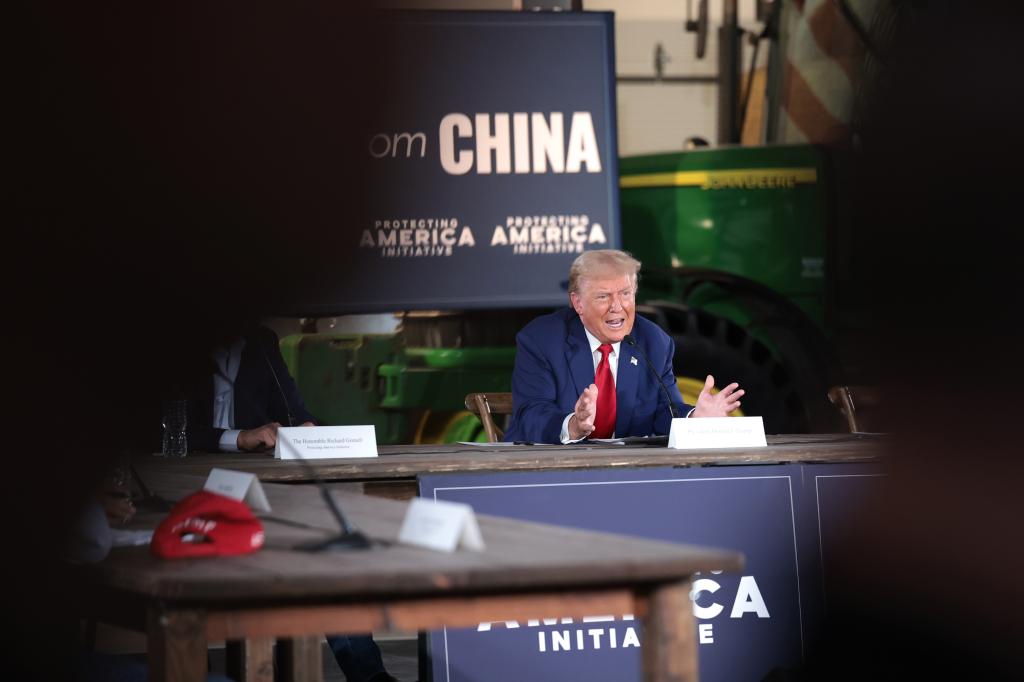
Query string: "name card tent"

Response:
xmin=398 ymin=498 xmax=485 ymax=553
xmin=204 ymin=468 xmax=271 ymax=512
xmin=668 ymin=416 xmax=768 ymax=449
xmin=274 ymin=425 xmax=378 ymax=460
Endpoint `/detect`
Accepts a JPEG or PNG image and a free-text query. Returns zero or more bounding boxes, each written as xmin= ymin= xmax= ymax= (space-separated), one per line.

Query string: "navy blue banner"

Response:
xmin=419 ymin=462 xmax=883 ymax=682
xmin=799 ymin=463 xmax=889 ymax=636
xmin=322 ymin=12 xmax=620 ymax=312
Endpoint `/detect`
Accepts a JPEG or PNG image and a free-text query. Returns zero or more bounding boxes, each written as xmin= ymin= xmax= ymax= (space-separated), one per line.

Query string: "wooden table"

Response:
xmin=134 ymin=433 xmax=883 ymax=500
xmin=77 ymin=473 xmax=742 ymax=682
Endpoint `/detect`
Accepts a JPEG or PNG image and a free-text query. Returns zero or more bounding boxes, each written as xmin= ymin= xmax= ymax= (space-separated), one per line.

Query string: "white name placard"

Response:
xmin=667 ymin=416 xmax=767 ymax=450
xmin=204 ymin=467 xmax=272 ymax=512
xmin=274 ymin=425 xmax=378 ymax=460
xmin=398 ymin=498 xmax=486 ymax=553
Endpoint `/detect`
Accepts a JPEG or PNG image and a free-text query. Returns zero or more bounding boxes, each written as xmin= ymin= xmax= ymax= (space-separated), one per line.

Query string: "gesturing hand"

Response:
xmin=237 ymin=422 xmax=282 ymax=451
xmin=569 ymin=384 xmax=599 ymax=440
xmin=692 ymin=375 xmax=744 ymax=418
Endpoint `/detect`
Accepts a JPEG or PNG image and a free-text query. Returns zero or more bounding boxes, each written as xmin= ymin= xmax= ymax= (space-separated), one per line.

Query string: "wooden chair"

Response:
xmin=827 ymin=386 xmax=859 ymax=433
xmin=828 ymin=385 xmax=880 ymax=433
xmin=464 ymin=392 xmax=513 ymax=443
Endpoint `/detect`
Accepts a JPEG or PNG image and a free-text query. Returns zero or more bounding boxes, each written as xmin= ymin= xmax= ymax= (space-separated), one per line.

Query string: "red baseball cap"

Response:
xmin=151 ymin=490 xmax=264 ymax=559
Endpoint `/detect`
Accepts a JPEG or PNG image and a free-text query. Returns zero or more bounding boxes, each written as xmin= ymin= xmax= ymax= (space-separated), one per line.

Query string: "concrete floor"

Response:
xmin=95 ymin=632 xmax=421 ymax=681
xmin=205 ymin=638 xmax=420 ymax=682
xmin=320 ymin=638 xmax=419 ymax=682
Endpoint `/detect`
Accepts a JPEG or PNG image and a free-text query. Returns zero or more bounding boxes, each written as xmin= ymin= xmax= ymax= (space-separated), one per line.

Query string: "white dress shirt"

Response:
xmin=558 ymin=328 xmax=694 ymax=443
xmin=559 ymin=328 xmax=621 ymax=443
xmin=211 ymin=336 xmax=247 ymax=452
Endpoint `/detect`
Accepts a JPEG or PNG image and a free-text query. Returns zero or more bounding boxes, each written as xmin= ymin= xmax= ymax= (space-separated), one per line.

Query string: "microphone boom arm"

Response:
xmin=624 ymin=334 xmax=681 ymax=422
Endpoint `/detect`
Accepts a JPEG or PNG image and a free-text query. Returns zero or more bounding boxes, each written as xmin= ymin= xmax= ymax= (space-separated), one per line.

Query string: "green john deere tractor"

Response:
xmin=281 ymin=143 xmax=849 ymax=442
xmin=620 ymin=143 xmax=842 ymax=434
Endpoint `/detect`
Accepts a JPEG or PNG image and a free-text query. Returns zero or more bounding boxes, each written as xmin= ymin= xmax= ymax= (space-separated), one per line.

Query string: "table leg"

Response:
xmin=146 ymin=608 xmax=208 ymax=682
xmin=277 ymin=635 xmax=324 ymax=682
xmin=641 ymin=578 xmax=698 ymax=682
xmin=226 ymin=637 xmax=274 ymax=682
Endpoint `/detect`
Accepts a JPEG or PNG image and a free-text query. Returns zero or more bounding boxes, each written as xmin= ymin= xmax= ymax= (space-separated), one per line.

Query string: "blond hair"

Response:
xmin=568 ymin=249 xmax=641 ymax=295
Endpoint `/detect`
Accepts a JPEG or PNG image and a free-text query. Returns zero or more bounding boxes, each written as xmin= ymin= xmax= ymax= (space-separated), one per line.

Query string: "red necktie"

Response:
xmin=592 ymin=343 xmax=616 ymax=438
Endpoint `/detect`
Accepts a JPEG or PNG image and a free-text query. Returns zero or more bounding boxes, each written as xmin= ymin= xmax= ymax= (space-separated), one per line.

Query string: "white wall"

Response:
xmin=588 ymin=0 xmax=768 ymax=155
xmin=379 ymin=1 xmax=770 ymax=154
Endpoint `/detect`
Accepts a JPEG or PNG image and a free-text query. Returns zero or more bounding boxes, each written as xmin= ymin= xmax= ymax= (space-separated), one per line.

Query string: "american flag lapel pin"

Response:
xmin=630 ymin=356 xmax=638 ymax=366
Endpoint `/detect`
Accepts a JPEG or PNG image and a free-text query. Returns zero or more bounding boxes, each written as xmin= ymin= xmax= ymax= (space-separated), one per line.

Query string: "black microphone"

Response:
xmin=623 ymin=334 xmax=680 ymax=421
xmin=290 ymin=455 xmax=373 ymax=552
xmin=262 ymin=347 xmax=371 ymax=551
xmin=262 ymin=350 xmax=295 ymax=427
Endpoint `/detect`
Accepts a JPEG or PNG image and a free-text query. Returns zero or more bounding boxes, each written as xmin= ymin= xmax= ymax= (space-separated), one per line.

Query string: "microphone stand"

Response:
xmin=259 ymin=345 xmax=371 ymax=551
xmin=287 ymin=447 xmax=372 ymax=552
xmin=624 ymin=334 xmax=680 ymax=420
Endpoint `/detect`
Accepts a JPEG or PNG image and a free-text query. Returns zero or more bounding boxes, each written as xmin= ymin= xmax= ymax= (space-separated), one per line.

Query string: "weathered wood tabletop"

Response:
xmin=78 ymin=473 xmax=743 ymax=682
xmin=132 ymin=433 xmax=883 ymax=501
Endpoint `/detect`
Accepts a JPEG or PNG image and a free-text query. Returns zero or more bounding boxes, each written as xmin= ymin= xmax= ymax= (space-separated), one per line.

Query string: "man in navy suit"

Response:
xmin=504 ymin=249 xmax=744 ymax=444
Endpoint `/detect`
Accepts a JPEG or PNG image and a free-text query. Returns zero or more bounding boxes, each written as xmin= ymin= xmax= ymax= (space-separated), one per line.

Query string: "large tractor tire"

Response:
xmin=639 ymin=302 xmax=808 ymax=433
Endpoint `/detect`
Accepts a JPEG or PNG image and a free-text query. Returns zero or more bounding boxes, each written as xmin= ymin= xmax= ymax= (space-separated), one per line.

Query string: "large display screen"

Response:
xmin=301 ymin=11 xmax=620 ymax=313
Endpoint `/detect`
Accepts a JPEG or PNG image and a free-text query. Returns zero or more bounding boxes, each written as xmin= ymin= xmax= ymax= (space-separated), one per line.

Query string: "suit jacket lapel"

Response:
xmin=615 ymin=338 xmax=639 ymax=437
xmin=234 ymin=339 xmax=268 ymax=427
xmin=565 ymin=314 xmax=595 ymax=398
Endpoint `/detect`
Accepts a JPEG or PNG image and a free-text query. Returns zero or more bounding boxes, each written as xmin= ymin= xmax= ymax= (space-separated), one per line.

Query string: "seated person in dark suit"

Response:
xmin=183 ymin=322 xmax=316 ymax=452
xmin=504 ymin=249 xmax=744 ymax=444
xmin=177 ymin=320 xmax=396 ymax=682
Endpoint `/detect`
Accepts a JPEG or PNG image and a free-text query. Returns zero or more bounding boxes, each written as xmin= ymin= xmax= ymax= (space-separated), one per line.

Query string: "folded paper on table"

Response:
xmin=204 ymin=467 xmax=271 ymax=512
xmin=398 ymin=498 xmax=485 ymax=553
xmin=274 ymin=425 xmax=378 ymax=460
xmin=667 ymin=416 xmax=767 ymax=449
